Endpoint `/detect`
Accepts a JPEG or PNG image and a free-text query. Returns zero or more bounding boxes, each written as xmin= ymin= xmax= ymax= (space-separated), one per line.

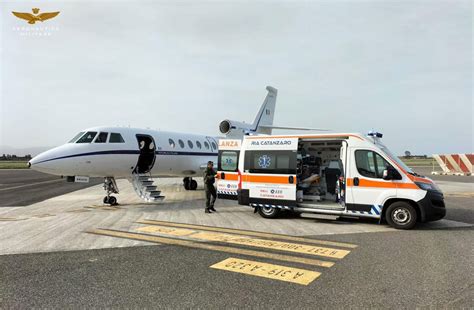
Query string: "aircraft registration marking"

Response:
xmin=135 ymin=225 xmax=350 ymax=259
xmin=191 ymin=232 xmax=349 ymax=259
xmin=210 ymin=257 xmax=320 ymax=285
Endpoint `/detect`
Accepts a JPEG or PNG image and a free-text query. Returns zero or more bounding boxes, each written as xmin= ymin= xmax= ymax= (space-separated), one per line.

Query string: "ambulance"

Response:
xmin=217 ymin=132 xmax=446 ymax=229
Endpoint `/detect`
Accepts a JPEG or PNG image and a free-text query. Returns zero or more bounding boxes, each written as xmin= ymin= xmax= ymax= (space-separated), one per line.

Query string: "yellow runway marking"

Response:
xmin=88 ymin=229 xmax=334 ymax=268
xmin=190 ymin=231 xmax=349 ymax=259
xmin=32 ymin=214 xmax=55 ymax=218
xmin=138 ymin=219 xmax=357 ymax=249
xmin=0 ymin=217 xmax=26 ymax=221
xmin=135 ymin=225 xmax=350 ymax=259
xmin=211 ymin=257 xmax=320 ymax=285
xmin=136 ymin=225 xmax=195 ymax=237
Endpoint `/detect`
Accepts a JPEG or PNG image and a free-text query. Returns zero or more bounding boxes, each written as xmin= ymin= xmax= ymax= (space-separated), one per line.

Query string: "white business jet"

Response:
xmin=29 ymin=86 xmax=280 ymax=205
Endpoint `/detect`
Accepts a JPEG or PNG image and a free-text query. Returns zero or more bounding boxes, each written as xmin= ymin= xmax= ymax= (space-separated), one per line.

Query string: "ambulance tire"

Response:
xmin=385 ymin=202 xmax=417 ymax=230
xmin=258 ymin=206 xmax=281 ymax=218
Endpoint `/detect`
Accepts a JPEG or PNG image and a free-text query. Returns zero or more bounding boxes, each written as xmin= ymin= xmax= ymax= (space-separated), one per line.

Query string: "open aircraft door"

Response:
xmin=239 ymin=137 xmax=299 ymax=211
xmin=217 ymin=139 xmax=242 ymax=200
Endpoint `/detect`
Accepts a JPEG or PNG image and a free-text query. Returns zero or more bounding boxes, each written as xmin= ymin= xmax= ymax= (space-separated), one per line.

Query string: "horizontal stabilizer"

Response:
xmin=258 ymin=125 xmax=330 ymax=131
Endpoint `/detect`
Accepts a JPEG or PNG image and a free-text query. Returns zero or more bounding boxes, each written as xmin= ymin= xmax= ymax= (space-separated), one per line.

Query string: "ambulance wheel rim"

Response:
xmin=392 ymin=208 xmax=410 ymax=225
xmin=261 ymin=206 xmax=274 ymax=215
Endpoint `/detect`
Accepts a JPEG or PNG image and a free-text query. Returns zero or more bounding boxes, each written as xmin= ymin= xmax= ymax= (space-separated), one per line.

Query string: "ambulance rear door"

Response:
xmin=217 ymin=139 xmax=241 ymax=200
xmin=241 ymin=137 xmax=299 ymax=209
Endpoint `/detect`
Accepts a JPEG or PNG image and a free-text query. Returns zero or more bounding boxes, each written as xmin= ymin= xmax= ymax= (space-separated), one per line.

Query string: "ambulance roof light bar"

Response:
xmin=367 ymin=131 xmax=383 ymax=138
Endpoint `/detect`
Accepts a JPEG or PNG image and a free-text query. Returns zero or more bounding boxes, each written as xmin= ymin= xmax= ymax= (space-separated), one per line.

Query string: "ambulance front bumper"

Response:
xmin=418 ymin=190 xmax=446 ymax=222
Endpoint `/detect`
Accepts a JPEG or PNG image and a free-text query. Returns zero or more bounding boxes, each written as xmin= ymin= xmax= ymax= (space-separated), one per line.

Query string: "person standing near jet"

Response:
xmin=204 ymin=161 xmax=217 ymax=213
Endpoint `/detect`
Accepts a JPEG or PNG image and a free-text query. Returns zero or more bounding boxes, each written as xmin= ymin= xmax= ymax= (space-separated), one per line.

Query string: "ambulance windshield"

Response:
xmin=376 ymin=142 xmax=414 ymax=174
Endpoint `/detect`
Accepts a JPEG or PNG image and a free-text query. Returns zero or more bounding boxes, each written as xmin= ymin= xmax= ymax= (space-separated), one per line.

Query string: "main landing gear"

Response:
xmin=103 ymin=177 xmax=119 ymax=205
xmin=183 ymin=177 xmax=198 ymax=190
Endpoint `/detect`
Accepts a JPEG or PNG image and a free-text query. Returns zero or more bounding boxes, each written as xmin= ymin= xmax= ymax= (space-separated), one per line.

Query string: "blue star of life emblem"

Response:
xmin=258 ymin=155 xmax=271 ymax=169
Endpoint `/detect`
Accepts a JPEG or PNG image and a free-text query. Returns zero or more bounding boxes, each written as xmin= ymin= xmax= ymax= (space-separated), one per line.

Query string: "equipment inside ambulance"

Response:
xmin=217 ymin=132 xmax=446 ymax=230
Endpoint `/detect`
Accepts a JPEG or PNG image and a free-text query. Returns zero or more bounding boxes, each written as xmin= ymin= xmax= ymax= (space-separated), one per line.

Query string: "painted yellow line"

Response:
xmin=210 ymin=257 xmax=320 ymax=285
xmin=137 ymin=219 xmax=357 ymax=249
xmin=135 ymin=225 xmax=349 ymax=259
xmin=0 ymin=217 xmax=26 ymax=221
xmin=88 ymin=229 xmax=335 ymax=268
xmin=136 ymin=225 xmax=195 ymax=237
xmin=191 ymin=231 xmax=349 ymax=259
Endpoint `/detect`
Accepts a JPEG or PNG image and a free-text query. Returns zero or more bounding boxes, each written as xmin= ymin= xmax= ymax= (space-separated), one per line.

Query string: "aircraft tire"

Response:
xmin=190 ymin=180 xmax=198 ymax=190
xmin=108 ymin=196 xmax=118 ymax=206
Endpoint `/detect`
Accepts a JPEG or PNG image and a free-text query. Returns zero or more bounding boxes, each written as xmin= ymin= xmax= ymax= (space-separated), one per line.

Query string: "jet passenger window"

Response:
xmin=178 ymin=139 xmax=185 ymax=148
xmin=68 ymin=132 xmax=84 ymax=143
xmin=204 ymin=141 xmax=210 ymax=150
xmin=188 ymin=140 xmax=193 ymax=149
xmin=169 ymin=139 xmax=175 ymax=148
xmin=109 ymin=133 xmax=125 ymax=143
xmin=95 ymin=132 xmax=108 ymax=143
xmin=211 ymin=142 xmax=217 ymax=150
xmin=76 ymin=131 xmax=97 ymax=143
xmin=196 ymin=141 xmax=202 ymax=149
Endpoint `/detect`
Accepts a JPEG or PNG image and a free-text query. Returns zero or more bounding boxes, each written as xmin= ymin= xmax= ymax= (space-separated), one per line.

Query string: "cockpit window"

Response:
xmin=94 ymin=132 xmax=108 ymax=143
xmin=109 ymin=133 xmax=125 ymax=143
xmin=68 ymin=132 xmax=84 ymax=143
xmin=76 ymin=131 xmax=97 ymax=143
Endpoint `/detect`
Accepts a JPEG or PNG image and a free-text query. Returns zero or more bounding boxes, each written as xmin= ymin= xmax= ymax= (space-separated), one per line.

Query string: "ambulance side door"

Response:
xmin=346 ymin=148 xmax=398 ymax=214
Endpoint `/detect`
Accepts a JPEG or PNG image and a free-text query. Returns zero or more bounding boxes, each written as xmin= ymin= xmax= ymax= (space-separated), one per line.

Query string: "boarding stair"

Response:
xmin=130 ymin=172 xmax=165 ymax=202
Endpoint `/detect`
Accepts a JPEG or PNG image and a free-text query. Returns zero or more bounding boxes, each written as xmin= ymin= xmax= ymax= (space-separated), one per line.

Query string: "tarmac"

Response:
xmin=0 ymin=170 xmax=473 ymax=308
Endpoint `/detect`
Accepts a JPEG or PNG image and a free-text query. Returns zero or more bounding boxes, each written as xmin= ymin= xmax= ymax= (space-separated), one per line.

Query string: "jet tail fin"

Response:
xmin=218 ymin=86 xmax=328 ymax=138
xmin=218 ymin=86 xmax=278 ymax=137
xmin=251 ymin=86 xmax=277 ymax=135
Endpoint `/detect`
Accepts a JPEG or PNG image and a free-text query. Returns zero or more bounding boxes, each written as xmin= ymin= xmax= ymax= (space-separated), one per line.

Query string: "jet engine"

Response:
xmin=219 ymin=120 xmax=254 ymax=136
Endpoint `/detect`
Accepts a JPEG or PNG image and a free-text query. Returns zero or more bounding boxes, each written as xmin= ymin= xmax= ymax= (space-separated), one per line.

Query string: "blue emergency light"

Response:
xmin=367 ymin=131 xmax=383 ymax=138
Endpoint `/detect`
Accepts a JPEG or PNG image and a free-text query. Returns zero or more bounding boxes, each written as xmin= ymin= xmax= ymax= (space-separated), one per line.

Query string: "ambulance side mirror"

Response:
xmin=383 ymin=166 xmax=402 ymax=180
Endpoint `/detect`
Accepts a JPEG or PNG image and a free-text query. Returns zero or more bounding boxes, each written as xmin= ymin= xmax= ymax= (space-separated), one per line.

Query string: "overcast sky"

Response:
xmin=1 ymin=0 xmax=472 ymax=155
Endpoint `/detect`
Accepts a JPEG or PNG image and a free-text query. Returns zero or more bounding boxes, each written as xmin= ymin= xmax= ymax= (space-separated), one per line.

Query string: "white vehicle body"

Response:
xmin=217 ymin=133 xmax=446 ymax=229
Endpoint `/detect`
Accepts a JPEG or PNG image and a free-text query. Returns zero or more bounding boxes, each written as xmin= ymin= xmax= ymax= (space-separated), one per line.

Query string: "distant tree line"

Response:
xmin=1 ymin=154 xmax=32 ymax=161
xmin=402 ymin=151 xmax=428 ymax=159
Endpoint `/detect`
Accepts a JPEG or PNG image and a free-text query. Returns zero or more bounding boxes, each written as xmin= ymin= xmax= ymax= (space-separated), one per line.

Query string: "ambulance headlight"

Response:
xmin=415 ymin=182 xmax=441 ymax=192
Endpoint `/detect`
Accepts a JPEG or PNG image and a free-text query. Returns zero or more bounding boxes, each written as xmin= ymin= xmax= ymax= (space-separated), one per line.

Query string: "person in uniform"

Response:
xmin=203 ymin=161 xmax=217 ymax=213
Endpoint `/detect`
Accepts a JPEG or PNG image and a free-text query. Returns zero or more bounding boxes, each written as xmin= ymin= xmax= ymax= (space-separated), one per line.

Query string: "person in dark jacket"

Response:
xmin=203 ymin=161 xmax=217 ymax=213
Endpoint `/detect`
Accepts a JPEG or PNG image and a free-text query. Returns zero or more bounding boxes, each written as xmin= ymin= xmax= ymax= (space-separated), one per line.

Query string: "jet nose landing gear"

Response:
xmin=183 ymin=177 xmax=198 ymax=190
xmin=103 ymin=177 xmax=119 ymax=205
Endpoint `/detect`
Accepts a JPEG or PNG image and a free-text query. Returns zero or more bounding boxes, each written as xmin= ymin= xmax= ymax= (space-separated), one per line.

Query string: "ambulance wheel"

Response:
xmin=190 ymin=180 xmax=198 ymax=190
xmin=108 ymin=196 xmax=118 ymax=206
xmin=258 ymin=206 xmax=281 ymax=218
xmin=385 ymin=202 xmax=417 ymax=230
